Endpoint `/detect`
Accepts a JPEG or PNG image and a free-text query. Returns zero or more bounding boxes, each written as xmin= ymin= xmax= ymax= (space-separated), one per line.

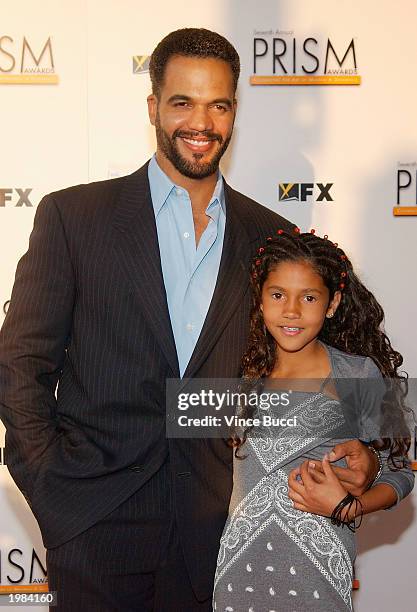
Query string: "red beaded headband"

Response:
xmin=256 ymin=227 xmax=348 ymax=290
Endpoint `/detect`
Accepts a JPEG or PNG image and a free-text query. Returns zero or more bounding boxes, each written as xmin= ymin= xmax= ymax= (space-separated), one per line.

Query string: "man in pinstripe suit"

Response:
xmin=0 ymin=28 xmax=377 ymax=611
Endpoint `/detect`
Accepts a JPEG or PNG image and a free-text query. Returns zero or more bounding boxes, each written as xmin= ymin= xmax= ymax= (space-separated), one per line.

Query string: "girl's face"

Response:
xmin=261 ymin=259 xmax=341 ymax=354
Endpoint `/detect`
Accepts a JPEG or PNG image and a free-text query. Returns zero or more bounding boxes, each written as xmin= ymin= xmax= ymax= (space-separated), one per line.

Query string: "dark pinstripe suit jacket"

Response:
xmin=0 ymin=161 xmax=293 ymax=600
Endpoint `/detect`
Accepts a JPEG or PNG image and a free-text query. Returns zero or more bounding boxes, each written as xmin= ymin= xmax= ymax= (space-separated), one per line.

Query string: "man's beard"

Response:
xmin=155 ymin=111 xmax=232 ymax=179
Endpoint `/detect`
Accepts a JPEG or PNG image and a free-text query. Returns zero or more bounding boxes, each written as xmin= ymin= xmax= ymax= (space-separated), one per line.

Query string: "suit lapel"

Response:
xmin=112 ymin=162 xmax=179 ymax=376
xmin=182 ymin=183 xmax=257 ymax=379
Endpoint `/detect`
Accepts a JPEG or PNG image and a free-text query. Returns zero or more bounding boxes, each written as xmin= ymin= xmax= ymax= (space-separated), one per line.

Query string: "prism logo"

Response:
xmin=0 ymin=35 xmax=58 ymax=84
xmin=393 ymin=165 xmax=417 ymax=216
xmin=251 ymin=32 xmax=360 ymax=86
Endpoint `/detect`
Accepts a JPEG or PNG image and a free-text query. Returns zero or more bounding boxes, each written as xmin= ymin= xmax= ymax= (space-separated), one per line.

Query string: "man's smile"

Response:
xmin=179 ymin=136 xmax=216 ymax=153
xmin=174 ymin=130 xmax=221 ymax=155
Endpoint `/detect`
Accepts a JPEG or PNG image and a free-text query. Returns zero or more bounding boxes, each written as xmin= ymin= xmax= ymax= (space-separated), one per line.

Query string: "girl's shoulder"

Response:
xmin=324 ymin=343 xmax=382 ymax=379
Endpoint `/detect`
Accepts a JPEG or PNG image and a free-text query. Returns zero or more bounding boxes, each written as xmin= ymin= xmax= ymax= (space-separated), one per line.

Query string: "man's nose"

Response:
xmin=187 ymin=105 xmax=213 ymax=133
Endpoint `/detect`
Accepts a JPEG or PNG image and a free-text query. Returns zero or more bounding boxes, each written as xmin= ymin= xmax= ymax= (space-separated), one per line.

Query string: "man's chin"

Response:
xmin=173 ymin=156 xmax=219 ymax=180
xmin=178 ymin=164 xmax=218 ymax=180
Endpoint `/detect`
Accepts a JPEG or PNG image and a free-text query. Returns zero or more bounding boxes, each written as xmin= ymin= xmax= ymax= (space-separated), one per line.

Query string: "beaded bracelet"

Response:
xmin=368 ymin=445 xmax=383 ymax=486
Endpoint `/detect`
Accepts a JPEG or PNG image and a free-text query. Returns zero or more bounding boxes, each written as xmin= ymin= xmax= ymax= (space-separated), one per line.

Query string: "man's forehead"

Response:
xmin=162 ymin=55 xmax=234 ymax=89
xmin=165 ymin=54 xmax=230 ymax=67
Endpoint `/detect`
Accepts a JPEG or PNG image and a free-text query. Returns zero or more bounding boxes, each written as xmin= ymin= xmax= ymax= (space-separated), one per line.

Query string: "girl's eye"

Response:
xmin=272 ymin=292 xmax=283 ymax=300
xmin=304 ymin=295 xmax=316 ymax=302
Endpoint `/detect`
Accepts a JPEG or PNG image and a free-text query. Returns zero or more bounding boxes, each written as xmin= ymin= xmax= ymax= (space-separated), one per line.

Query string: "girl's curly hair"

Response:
xmin=231 ymin=230 xmax=410 ymax=467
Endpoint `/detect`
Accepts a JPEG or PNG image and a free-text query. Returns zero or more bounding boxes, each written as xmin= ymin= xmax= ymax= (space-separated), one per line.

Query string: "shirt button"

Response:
xmin=175 ymin=188 xmax=182 ymax=196
xmin=183 ymin=232 xmax=190 ymax=239
xmin=186 ymin=323 xmax=194 ymax=332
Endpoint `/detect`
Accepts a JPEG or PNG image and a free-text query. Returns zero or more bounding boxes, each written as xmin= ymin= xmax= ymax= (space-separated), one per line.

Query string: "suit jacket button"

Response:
xmin=129 ymin=465 xmax=144 ymax=472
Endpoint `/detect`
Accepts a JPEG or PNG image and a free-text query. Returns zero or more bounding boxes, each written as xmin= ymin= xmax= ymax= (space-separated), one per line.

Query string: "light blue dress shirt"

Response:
xmin=148 ymin=156 xmax=226 ymax=377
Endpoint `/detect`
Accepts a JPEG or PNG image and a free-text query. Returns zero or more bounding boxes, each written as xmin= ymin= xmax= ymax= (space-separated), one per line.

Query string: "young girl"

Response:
xmin=213 ymin=229 xmax=414 ymax=612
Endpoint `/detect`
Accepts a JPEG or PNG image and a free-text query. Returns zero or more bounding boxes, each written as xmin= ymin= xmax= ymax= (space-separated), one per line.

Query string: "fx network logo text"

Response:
xmin=279 ymin=183 xmax=333 ymax=202
xmin=0 ymin=188 xmax=33 ymax=207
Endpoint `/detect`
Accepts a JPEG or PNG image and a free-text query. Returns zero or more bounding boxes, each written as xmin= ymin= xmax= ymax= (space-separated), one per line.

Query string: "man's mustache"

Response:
xmin=173 ymin=130 xmax=223 ymax=144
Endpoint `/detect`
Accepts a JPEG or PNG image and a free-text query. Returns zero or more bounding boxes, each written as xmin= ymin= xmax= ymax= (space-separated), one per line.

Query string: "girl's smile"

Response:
xmin=280 ymin=326 xmax=304 ymax=336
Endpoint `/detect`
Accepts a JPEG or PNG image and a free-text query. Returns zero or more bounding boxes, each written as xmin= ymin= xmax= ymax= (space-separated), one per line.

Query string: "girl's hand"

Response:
xmin=297 ymin=440 xmax=378 ymax=497
xmin=287 ymin=453 xmax=348 ymax=517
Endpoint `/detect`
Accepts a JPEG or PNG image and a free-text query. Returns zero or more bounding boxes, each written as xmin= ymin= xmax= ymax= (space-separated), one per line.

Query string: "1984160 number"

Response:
xmin=7 ymin=592 xmax=56 ymax=605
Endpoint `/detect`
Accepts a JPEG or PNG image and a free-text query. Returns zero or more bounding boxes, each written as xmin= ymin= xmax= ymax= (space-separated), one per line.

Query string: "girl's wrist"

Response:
xmin=344 ymin=495 xmax=363 ymax=522
xmin=330 ymin=493 xmax=364 ymax=530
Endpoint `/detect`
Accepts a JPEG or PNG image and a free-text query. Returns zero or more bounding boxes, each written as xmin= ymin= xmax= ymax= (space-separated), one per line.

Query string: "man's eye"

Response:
xmin=174 ymin=101 xmax=189 ymax=107
xmin=213 ymin=104 xmax=227 ymax=111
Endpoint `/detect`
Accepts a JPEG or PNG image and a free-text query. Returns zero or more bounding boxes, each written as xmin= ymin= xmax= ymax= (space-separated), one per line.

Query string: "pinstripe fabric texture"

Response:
xmin=0 ymin=161 xmax=293 ymax=601
xmin=46 ymin=507 xmax=211 ymax=611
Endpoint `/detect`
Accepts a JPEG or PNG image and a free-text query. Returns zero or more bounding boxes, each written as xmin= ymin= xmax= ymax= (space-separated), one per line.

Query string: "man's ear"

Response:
xmin=147 ymin=94 xmax=157 ymax=126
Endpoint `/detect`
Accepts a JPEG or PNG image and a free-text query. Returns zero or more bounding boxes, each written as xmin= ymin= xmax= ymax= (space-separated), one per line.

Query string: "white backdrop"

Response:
xmin=1 ymin=1 xmax=416 ymax=610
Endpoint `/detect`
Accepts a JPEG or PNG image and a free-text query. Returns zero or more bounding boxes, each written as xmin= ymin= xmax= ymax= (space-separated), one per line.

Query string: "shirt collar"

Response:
xmin=148 ymin=155 xmax=225 ymax=218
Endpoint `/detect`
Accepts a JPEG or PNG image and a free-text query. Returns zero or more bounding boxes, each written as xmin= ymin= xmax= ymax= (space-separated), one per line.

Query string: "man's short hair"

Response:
xmin=149 ymin=28 xmax=240 ymax=98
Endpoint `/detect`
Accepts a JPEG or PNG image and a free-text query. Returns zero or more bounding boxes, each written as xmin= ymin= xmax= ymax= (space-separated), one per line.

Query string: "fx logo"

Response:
xmin=279 ymin=183 xmax=333 ymax=202
xmin=132 ymin=55 xmax=150 ymax=74
xmin=393 ymin=169 xmax=417 ymax=216
xmin=0 ymin=188 xmax=33 ymax=207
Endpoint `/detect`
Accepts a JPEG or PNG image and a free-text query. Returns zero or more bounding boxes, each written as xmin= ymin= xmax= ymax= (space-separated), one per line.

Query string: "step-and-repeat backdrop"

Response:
xmin=1 ymin=1 xmax=416 ymax=610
